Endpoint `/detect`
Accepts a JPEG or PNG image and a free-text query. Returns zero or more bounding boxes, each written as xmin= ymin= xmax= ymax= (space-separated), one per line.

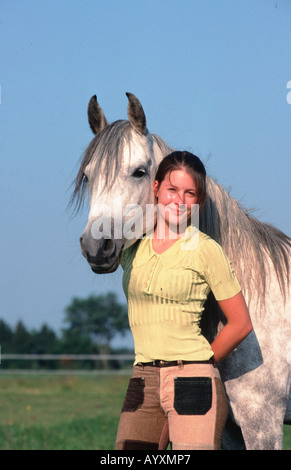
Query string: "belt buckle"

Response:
xmin=153 ymin=360 xmax=166 ymax=367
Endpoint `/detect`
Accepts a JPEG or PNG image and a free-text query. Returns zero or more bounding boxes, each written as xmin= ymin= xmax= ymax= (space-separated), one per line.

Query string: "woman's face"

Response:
xmin=153 ymin=169 xmax=198 ymax=231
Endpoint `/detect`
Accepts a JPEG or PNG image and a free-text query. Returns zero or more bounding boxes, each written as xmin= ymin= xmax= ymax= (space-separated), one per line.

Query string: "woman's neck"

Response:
xmin=152 ymin=220 xmax=185 ymax=254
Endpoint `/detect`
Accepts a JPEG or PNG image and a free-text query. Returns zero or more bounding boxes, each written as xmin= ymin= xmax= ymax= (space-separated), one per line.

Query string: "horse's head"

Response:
xmin=73 ymin=93 xmax=171 ymax=273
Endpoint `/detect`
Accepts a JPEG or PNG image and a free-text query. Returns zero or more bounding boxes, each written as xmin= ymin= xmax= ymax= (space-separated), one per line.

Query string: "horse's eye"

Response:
xmin=132 ymin=168 xmax=147 ymax=178
xmin=82 ymin=174 xmax=89 ymax=184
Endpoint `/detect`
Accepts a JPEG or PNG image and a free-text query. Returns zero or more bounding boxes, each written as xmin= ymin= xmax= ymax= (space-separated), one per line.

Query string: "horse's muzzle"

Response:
xmin=80 ymin=234 xmax=123 ymax=273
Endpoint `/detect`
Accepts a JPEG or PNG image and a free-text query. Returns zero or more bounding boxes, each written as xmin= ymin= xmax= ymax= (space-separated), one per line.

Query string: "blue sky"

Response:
xmin=0 ymin=0 xmax=290 ymax=343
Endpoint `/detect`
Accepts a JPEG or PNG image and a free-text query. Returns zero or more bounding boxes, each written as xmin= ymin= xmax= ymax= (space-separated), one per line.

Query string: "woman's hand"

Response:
xmin=211 ymin=292 xmax=253 ymax=364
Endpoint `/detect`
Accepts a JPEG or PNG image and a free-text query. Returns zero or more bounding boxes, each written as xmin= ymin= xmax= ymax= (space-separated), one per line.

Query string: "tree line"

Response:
xmin=0 ymin=292 xmax=133 ymax=370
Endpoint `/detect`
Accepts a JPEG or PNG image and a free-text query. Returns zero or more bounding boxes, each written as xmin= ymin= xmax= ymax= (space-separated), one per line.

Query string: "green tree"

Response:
xmin=30 ymin=324 xmax=58 ymax=354
xmin=9 ymin=321 xmax=32 ymax=368
xmin=63 ymin=292 xmax=129 ymax=356
xmin=30 ymin=324 xmax=59 ymax=369
xmin=11 ymin=321 xmax=32 ymax=353
xmin=0 ymin=320 xmax=14 ymax=368
xmin=0 ymin=319 xmax=13 ymax=353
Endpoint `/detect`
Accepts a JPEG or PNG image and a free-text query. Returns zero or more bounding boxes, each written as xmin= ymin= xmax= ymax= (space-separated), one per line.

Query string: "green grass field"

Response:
xmin=0 ymin=373 xmax=290 ymax=450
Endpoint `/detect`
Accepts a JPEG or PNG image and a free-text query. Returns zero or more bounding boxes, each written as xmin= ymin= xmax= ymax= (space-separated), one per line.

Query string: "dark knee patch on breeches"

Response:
xmin=122 ymin=439 xmax=159 ymax=450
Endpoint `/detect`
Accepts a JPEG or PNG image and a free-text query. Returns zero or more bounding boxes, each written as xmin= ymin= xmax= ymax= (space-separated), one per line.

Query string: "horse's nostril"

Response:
xmin=104 ymin=238 xmax=113 ymax=253
xmin=79 ymin=236 xmax=87 ymax=258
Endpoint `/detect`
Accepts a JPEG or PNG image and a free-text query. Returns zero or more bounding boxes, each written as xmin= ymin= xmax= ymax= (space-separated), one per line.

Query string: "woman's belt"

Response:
xmin=136 ymin=358 xmax=214 ymax=368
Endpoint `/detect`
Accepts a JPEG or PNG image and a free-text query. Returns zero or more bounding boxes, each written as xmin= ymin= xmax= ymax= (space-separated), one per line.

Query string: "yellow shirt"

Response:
xmin=121 ymin=228 xmax=241 ymax=364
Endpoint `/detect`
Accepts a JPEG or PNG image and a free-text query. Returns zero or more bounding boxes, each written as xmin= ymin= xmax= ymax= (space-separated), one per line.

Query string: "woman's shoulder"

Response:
xmin=185 ymin=230 xmax=228 ymax=267
xmin=184 ymin=229 xmax=221 ymax=253
xmin=196 ymin=230 xmax=223 ymax=250
xmin=194 ymin=231 xmax=236 ymax=278
xmin=197 ymin=231 xmax=227 ymax=256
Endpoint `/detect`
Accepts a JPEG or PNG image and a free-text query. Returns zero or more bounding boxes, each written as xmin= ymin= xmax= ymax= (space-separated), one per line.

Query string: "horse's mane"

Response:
xmin=151 ymin=133 xmax=174 ymax=158
xmin=200 ymin=177 xmax=291 ymax=306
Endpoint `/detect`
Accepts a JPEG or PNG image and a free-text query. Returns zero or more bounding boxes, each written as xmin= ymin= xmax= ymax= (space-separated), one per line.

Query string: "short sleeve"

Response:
xmin=198 ymin=238 xmax=241 ymax=301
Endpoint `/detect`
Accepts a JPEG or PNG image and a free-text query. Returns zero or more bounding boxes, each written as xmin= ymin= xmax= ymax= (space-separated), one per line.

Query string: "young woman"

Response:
xmin=115 ymin=151 xmax=253 ymax=450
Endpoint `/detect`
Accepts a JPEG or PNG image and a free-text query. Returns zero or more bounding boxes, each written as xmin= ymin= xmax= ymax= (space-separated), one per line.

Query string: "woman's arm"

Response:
xmin=210 ymin=291 xmax=253 ymax=364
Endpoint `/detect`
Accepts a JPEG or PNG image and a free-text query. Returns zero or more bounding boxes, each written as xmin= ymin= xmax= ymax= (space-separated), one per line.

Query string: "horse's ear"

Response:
xmin=87 ymin=95 xmax=109 ymax=135
xmin=126 ymin=92 xmax=147 ymax=134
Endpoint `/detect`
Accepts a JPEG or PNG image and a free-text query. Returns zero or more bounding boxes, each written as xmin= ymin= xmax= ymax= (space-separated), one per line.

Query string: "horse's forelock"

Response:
xmin=70 ymin=120 xmax=133 ymax=211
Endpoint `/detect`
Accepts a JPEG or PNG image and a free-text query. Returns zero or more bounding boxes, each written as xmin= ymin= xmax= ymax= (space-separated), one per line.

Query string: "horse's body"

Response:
xmin=72 ymin=93 xmax=291 ymax=449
